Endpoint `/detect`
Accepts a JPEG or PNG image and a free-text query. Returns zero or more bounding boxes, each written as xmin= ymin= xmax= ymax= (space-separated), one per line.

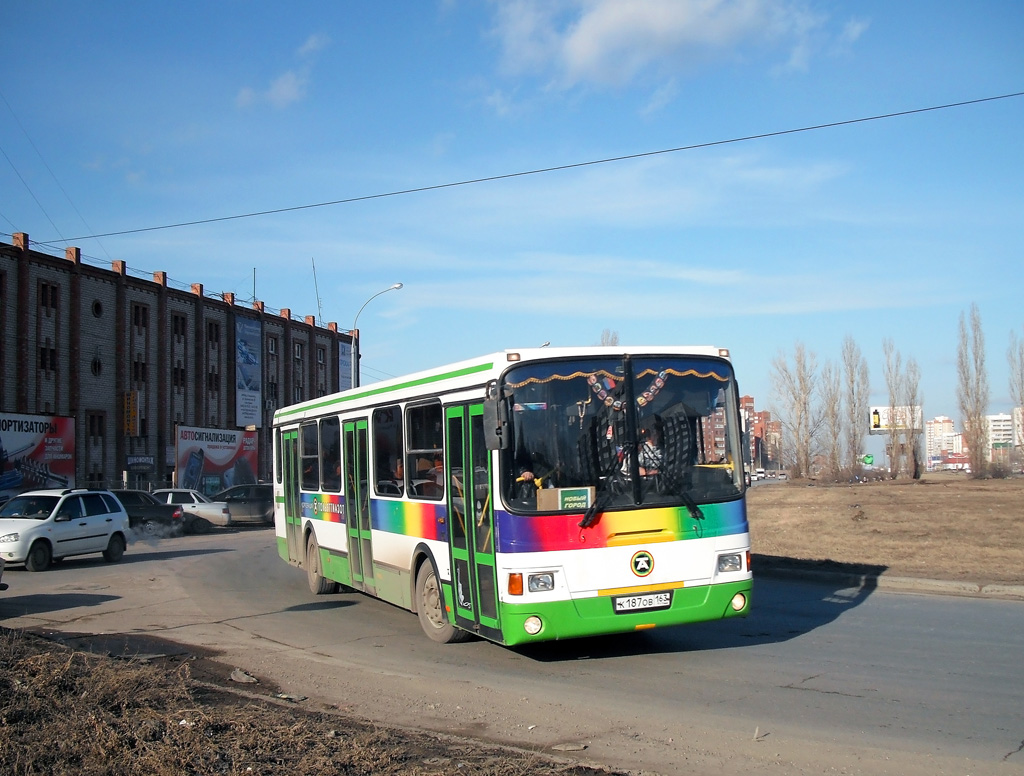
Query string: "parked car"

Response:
xmin=213 ymin=484 xmax=274 ymax=524
xmin=0 ymin=488 xmax=130 ymax=571
xmin=109 ymin=489 xmax=185 ymax=536
xmin=151 ymin=489 xmax=232 ymax=533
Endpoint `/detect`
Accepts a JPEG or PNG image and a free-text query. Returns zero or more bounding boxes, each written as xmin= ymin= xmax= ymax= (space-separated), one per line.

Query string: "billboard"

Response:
xmin=338 ymin=341 xmax=353 ymax=391
xmin=235 ymin=317 xmax=263 ymax=428
xmin=174 ymin=425 xmax=258 ymax=496
xmin=0 ymin=412 xmax=76 ymax=500
xmin=869 ymin=406 xmax=923 ymax=435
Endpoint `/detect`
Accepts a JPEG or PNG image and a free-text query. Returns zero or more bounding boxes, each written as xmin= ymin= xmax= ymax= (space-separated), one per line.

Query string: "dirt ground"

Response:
xmin=3 ymin=471 xmax=1021 ymax=775
xmin=748 ymin=470 xmax=1024 ymax=586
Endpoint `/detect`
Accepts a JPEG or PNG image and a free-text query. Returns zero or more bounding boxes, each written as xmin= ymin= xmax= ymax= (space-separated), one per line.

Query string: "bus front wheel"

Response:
xmin=306 ymin=533 xmax=339 ymax=595
xmin=415 ymin=562 xmax=469 ymax=644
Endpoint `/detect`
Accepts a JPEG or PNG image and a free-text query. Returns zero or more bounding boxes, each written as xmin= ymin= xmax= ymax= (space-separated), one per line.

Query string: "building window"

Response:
xmin=39 ymin=345 xmax=57 ymax=373
xmin=207 ymin=370 xmax=220 ymax=393
xmin=87 ymin=412 xmax=106 ymax=443
xmin=132 ymin=356 xmax=148 ymax=385
xmin=207 ymin=321 xmax=220 ymax=344
xmin=39 ymin=282 xmax=58 ymax=314
xmin=293 ymin=384 xmax=303 ymax=403
xmin=172 ymin=313 xmax=187 ymax=339
xmin=316 ymin=346 xmax=325 ymax=364
xmin=294 ymin=342 xmax=304 ymax=360
xmin=173 ymin=362 xmax=187 ymax=392
xmin=267 ymin=337 xmax=277 ymax=355
xmin=132 ymin=303 xmax=149 ymax=331
xmin=266 ymin=381 xmax=278 ymax=402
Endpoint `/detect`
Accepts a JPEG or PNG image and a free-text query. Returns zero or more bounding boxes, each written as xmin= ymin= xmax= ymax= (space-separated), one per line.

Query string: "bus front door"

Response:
xmin=343 ymin=419 xmax=375 ymax=594
xmin=282 ymin=429 xmax=302 ymax=563
xmin=445 ymin=404 xmax=500 ymax=640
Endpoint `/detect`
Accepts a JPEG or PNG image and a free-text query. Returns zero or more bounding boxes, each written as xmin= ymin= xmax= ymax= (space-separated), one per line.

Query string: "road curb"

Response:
xmin=753 ymin=558 xmax=1024 ymax=601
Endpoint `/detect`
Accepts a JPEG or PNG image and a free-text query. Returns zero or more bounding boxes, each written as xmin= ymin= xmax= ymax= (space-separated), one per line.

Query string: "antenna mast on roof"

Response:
xmin=311 ymin=257 xmax=324 ymax=326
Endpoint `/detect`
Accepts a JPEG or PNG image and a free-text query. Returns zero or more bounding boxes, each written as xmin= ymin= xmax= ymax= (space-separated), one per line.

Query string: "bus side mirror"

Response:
xmin=483 ymin=381 xmax=509 ymax=450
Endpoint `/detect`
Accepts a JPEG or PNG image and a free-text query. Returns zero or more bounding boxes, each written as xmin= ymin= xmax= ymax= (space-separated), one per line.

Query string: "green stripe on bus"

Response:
xmin=275 ymin=360 xmax=495 ymax=418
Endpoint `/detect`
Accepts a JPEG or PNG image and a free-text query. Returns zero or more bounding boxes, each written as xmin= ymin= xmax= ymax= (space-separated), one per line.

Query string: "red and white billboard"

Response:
xmin=0 ymin=412 xmax=76 ymax=500
xmin=174 ymin=425 xmax=258 ymax=496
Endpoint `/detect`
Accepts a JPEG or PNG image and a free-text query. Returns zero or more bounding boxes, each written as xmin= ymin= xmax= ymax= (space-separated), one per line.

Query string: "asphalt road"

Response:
xmin=2 ymin=529 xmax=1022 ymax=775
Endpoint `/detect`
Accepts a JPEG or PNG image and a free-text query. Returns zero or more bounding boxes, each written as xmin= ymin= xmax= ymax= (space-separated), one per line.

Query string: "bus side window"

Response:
xmin=373 ymin=405 xmax=404 ymax=497
xmin=300 ymin=422 xmax=320 ymax=491
xmin=320 ymin=417 xmax=341 ymax=492
xmin=406 ymin=402 xmax=444 ymax=500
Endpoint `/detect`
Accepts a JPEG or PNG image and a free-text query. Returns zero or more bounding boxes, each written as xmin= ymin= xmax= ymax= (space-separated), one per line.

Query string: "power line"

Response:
xmin=51 ymin=90 xmax=1024 ymax=244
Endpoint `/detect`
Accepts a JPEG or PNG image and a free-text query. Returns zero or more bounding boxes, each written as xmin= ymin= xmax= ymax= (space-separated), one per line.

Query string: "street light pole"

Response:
xmin=350 ymin=283 xmax=403 ymax=389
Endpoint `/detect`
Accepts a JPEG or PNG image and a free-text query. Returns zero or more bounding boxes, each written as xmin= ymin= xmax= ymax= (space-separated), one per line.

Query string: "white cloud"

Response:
xmin=235 ymin=32 xmax=328 ymax=110
xmin=490 ymin=0 xmax=832 ymax=89
xmin=266 ymin=71 xmax=307 ymax=108
xmin=298 ymin=33 xmax=330 ymax=57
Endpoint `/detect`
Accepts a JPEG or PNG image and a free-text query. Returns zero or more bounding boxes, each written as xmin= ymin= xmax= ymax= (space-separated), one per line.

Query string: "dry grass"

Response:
xmin=0 ymin=629 xmax=621 ymax=776
xmin=749 ymin=471 xmax=1024 ymax=585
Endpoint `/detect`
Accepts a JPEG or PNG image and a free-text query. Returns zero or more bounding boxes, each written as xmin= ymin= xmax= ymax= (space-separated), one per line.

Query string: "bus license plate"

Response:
xmin=613 ymin=591 xmax=672 ymax=613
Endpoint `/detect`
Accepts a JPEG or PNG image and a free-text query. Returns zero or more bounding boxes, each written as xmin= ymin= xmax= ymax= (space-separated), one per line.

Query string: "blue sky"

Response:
xmin=4 ymin=1 xmax=1023 ymax=439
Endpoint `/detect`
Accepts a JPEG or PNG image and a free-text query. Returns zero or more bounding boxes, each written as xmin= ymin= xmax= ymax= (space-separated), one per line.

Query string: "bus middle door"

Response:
xmin=343 ymin=419 xmax=375 ymax=594
xmin=445 ymin=404 xmax=500 ymax=640
xmin=281 ymin=429 xmax=302 ymax=563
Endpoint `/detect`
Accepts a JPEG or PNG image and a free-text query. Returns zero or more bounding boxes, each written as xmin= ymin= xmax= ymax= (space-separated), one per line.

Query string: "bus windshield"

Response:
xmin=499 ymin=355 xmax=743 ymax=513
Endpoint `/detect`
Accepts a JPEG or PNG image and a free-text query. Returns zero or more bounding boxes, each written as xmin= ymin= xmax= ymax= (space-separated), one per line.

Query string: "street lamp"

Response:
xmin=350 ymin=283 xmax=403 ymax=389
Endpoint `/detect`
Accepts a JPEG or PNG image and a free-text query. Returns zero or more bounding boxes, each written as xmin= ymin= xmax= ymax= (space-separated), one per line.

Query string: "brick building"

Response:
xmin=0 ymin=233 xmax=353 ymax=489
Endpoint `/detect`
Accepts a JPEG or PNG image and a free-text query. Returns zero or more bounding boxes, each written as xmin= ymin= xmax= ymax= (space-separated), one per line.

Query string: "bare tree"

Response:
xmin=882 ymin=339 xmax=904 ymax=479
xmin=957 ymin=303 xmax=989 ymax=477
xmin=770 ymin=342 xmax=820 ymax=479
xmin=600 ymin=329 xmax=620 ymax=346
xmin=904 ymin=357 xmax=923 ymax=479
xmin=820 ymin=361 xmax=843 ymax=480
xmin=1008 ymin=327 xmax=1024 ymax=469
xmin=841 ymin=336 xmax=869 ymax=474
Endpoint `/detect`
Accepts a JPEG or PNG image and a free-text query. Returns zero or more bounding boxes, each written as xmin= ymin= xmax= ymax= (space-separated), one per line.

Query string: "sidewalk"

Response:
xmin=753 ymin=554 xmax=1024 ymax=601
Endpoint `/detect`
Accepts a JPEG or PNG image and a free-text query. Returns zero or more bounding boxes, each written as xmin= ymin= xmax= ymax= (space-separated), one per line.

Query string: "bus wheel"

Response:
xmin=306 ymin=533 xmax=339 ymax=595
xmin=415 ymin=562 xmax=469 ymax=644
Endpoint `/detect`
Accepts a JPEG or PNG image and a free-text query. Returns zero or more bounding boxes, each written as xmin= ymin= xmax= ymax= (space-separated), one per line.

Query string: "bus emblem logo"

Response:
xmin=631 ymin=550 xmax=654 ymax=577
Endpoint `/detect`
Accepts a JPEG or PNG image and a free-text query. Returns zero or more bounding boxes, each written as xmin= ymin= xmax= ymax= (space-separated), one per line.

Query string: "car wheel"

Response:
xmin=25 ymin=541 xmax=52 ymax=572
xmin=103 ymin=534 xmax=126 ymax=563
xmin=415 ymin=561 xmax=469 ymax=644
xmin=306 ymin=533 xmax=339 ymax=595
xmin=142 ymin=520 xmax=159 ymax=536
xmin=189 ymin=517 xmax=212 ymax=535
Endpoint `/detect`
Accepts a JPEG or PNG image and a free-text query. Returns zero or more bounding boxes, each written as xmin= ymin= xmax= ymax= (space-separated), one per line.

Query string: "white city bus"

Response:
xmin=272 ymin=346 xmax=751 ymax=646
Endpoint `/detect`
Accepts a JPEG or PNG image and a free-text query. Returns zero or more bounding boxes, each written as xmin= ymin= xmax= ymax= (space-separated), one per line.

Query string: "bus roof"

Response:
xmin=274 ymin=345 xmax=731 ymax=423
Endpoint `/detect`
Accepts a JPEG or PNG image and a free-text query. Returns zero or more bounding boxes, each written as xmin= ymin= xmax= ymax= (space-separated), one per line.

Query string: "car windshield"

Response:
xmin=0 ymin=495 xmax=59 ymax=519
xmin=498 ymin=355 xmax=744 ymax=514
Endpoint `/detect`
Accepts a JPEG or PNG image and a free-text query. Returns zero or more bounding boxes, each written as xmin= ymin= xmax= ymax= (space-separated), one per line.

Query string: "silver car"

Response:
xmin=0 ymin=488 xmax=130 ymax=571
xmin=151 ymin=489 xmax=232 ymax=533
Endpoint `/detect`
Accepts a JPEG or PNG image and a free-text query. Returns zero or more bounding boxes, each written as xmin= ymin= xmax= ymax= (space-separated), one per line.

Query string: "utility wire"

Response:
xmin=49 ymin=90 xmax=1024 ymax=244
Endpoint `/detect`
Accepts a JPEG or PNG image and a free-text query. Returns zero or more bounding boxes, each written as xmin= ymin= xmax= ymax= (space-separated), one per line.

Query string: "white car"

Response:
xmin=151 ymin=489 xmax=232 ymax=532
xmin=0 ymin=488 xmax=130 ymax=571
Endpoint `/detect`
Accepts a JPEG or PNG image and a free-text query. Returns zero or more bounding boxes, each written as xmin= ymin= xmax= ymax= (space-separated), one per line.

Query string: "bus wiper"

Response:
xmin=682 ymin=492 xmax=704 ymax=522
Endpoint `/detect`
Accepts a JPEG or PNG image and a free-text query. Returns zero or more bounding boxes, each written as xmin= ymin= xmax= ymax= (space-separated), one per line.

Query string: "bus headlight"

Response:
xmin=717 ymin=553 xmax=742 ymax=573
xmin=730 ymin=593 xmax=747 ymax=611
xmin=524 ymin=616 xmax=543 ymax=635
xmin=528 ymin=572 xmax=554 ymax=592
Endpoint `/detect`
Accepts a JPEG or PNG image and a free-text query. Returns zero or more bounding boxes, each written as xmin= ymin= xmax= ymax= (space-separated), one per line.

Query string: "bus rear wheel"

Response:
xmin=415 ymin=562 xmax=469 ymax=644
xmin=306 ymin=533 xmax=339 ymax=595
